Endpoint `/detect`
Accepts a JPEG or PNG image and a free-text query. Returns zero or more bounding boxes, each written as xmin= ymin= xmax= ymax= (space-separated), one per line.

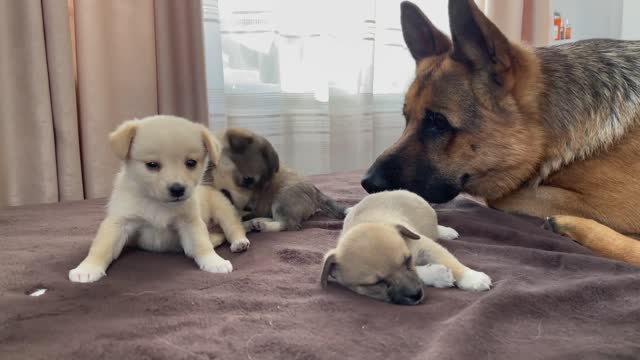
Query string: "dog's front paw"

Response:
xmin=197 ymin=253 xmax=233 ymax=273
xmin=437 ymin=225 xmax=459 ymax=240
xmin=230 ymin=237 xmax=250 ymax=253
xmin=457 ymin=269 xmax=492 ymax=291
xmin=244 ymin=219 xmax=266 ymax=232
xmin=69 ymin=263 xmax=106 ymax=283
xmin=416 ymin=264 xmax=455 ymax=288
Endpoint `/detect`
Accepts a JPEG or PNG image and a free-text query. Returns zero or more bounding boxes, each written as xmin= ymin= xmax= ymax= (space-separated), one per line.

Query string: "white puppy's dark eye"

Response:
xmin=185 ymin=159 xmax=198 ymax=169
xmin=145 ymin=161 xmax=161 ymax=171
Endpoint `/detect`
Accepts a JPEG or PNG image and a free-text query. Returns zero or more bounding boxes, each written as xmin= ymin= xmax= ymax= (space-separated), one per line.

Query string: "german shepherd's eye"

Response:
xmin=241 ymin=176 xmax=255 ymax=188
xmin=145 ymin=161 xmax=161 ymax=171
xmin=185 ymin=159 xmax=198 ymax=169
xmin=421 ymin=110 xmax=452 ymax=137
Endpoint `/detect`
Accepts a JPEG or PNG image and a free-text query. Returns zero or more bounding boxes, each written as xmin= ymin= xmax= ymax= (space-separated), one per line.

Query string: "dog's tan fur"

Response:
xmin=362 ymin=1 xmax=640 ymax=266
xmin=69 ymin=115 xmax=234 ymax=283
xmin=321 ymin=190 xmax=491 ymax=305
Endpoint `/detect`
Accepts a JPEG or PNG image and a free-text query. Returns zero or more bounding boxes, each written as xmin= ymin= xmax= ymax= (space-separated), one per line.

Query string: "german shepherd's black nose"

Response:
xmin=361 ymin=170 xmax=390 ymax=194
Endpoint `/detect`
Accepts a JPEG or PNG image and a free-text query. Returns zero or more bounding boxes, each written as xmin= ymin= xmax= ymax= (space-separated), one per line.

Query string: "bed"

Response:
xmin=1 ymin=170 xmax=639 ymax=359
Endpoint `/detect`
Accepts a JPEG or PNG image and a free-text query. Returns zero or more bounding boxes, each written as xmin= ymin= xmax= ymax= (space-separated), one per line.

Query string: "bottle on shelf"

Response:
xmin=565 ymin=19 xmax=572 ymax=40
xmin=553 ymin=12 xmax=562 ymax=41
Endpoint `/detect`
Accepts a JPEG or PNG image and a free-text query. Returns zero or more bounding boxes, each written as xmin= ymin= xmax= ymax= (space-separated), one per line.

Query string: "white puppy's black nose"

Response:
xmin=168 ymin=183 xmax=186 ymax=198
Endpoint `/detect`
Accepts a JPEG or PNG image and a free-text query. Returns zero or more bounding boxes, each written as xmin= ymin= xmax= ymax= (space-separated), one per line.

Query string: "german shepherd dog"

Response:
xmin=362 ymin=0 xmax=640 ymax=266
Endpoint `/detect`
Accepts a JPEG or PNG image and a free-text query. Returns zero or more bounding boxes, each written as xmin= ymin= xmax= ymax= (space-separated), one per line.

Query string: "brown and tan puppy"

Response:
xmin=362 ymin=0 xmax=640 ymax=266
xmin=69 ymin=115 xmax=233 ymax=283
xmin=206 ymin=128 xmax=346 ymax=233
xmin=321 ymin=190 xmax=492 ymax=305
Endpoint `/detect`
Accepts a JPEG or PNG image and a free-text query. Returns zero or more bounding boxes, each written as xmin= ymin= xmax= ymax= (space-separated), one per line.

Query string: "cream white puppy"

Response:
xmin=69 ymin=115 xmax=233 ymax=283
xmin=321 ymin=190 xmax=492 ymax=305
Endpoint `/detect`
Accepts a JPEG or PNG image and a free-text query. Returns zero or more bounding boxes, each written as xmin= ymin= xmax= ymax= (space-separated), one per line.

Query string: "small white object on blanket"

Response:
xmin=29 ymin=288 xmax=47 ymax=297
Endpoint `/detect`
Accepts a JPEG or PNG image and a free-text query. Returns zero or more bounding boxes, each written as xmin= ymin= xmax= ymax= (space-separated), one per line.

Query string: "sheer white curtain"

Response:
xmin=202 ymin=0 xmax=449 ymax=175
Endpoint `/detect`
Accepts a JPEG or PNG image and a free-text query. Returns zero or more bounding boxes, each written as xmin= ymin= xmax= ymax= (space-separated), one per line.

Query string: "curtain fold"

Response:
xmin=0 ymin=0 xmax=73 ymax=206
xmin=154 ymin=0 xmax=209 ymax=125
xmin=74 ymin=0 xmax=160 ymax=198
xmin=43 ymin=0 xmax=85 ymax=203
xmin=0 ymin=0 xmax=209 ymax=207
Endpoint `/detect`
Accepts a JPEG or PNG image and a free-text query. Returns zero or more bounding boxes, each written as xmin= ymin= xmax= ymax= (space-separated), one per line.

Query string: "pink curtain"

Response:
xmin=477 ymin=0 xmax=551 ymax=46
xmin=0 ymin=0 xmax=208 ymax=207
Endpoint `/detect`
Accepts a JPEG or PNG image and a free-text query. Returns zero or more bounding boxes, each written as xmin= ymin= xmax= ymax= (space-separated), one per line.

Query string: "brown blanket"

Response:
xmin=1 ymin=171 xmax=639 ymax=359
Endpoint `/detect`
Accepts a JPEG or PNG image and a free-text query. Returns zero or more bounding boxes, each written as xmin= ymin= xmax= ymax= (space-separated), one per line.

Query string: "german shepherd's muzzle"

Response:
xmin=362 ymin=148 xmax=461 ymax=204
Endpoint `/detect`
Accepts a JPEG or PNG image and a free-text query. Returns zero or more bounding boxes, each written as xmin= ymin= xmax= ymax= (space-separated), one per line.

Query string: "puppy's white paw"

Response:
xmin=197 ymin=253 xmax=233 ymax=273
xmin=69 ymin=263 xmax=106 ymax=283
xmin=457 ymin=269 xmax=492 ymax=291
xmin=416 ymin=264 xmax=455 ymax=288
xmin=344 ymin=207 xmax=354 ymax=215
xmin=437 ymin=225 xmax=459 ymax=240
xmin=230 ymin=237 xmax=250 ymax=253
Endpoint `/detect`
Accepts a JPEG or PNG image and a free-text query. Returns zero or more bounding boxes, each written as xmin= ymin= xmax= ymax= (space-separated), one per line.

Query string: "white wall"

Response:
xmin=622 ymin=0 xmax=640 ymax=40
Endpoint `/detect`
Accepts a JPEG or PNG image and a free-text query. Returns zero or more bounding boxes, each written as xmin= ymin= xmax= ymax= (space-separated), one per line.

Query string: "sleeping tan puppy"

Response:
xmin=69 ymin=115 xmax=233 ymax=283
xmin=320 ymin=190 xmax=492 ymax=305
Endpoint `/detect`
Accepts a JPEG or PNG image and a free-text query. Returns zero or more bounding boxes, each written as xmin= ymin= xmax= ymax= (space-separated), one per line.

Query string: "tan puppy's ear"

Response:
xmin=201 ymin=127 xmax=221 ymax=165
xmin=396 ymin=224 xmax=420 ymax=240
xmin=109 ymin=120 xmax=138 ymax=160
xmin=320 ymin=249 xmax=338 ymax=288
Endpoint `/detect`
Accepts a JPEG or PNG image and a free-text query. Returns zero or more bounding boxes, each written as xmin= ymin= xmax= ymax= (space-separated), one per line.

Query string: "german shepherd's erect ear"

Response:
xmin=448 ymin=0 xmax=513 ymax=89
xmin=400 ymin=1 xmax=451 ymax=61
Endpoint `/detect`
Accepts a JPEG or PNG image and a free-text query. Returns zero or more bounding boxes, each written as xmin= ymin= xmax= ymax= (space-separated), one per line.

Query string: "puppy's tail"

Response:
xmin=317 ymin=191 xmax=347 ymax=219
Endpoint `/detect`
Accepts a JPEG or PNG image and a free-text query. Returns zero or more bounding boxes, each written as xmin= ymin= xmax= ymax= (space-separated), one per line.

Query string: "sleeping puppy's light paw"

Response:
xmin=230 ymin=237 xmax=250 ymax=253
xmin=416 ymin=264 xmax=455 ymax=288
xmin=437 ymin=225 xmax=459 ymax=240
xmin=197 ymin=253 xmax=233 ymax=273
xmin=69 ymin=263 xmax=106 ymax=283
xmin=457 ymin=269 xmax=492 ymax=291
xmin=344 ymin=206 xmax=354 ymax=215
